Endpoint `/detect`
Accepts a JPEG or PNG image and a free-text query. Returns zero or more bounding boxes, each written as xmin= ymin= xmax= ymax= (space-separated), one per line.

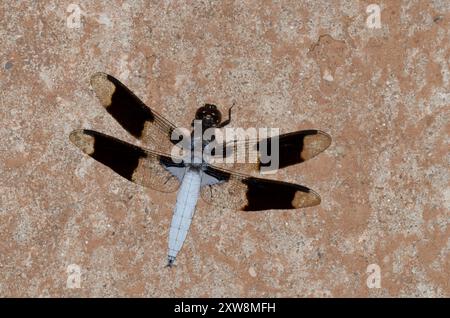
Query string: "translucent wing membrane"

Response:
xmin=90 ymin=72 xmax=183 ymax=154
xmin=201 ymin=166 xmax=321 ymax=211
xmin=69 ymin=129 xmax=185 ymax=193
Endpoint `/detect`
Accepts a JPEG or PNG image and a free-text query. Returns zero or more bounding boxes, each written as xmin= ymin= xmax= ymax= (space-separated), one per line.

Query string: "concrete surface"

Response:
xmin=0 ymin=0 xmax=448 ymax=297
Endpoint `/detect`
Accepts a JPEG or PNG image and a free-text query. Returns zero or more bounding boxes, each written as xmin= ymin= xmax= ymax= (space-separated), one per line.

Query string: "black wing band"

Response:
xmin=90 ymin=73 xmax=182 ymax=153
xmin=201 ymin=166 xmax=321 ymax=211
xmin=70 ymin=129 xmax=185 ymax=193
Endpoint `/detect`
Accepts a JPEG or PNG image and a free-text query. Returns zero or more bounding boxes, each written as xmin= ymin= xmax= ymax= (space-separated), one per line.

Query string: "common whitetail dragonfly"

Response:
xmin=70 ymin=73 xmax=331 ymax=267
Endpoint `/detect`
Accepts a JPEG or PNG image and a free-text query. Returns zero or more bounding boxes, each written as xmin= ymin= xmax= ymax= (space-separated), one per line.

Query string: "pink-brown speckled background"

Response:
xmin=0 ymin=0 xmax=449 ymax=297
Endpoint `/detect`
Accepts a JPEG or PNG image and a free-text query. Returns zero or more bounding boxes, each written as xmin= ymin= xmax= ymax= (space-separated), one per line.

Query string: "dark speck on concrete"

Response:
xmin=434 ymin=16 xmax=443 ymax=23
xmin=5 ymin=61 xmax=13 ymax=70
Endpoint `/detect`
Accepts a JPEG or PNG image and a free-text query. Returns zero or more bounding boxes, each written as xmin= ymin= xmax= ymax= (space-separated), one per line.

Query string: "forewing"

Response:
xmin=200 ymin=166 xmax=321 ymax=211
xmin=209 ymin=130 xmax=331 ymax=175
xmin=90 ymin=72 xmax=183 ymax=154
xmin=70 ymin=129 xmax=185 ymax=193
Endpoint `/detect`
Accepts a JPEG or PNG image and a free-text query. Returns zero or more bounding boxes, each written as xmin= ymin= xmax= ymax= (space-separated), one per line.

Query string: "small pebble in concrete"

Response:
xmin=249 ymin=266 xmax=257 ymax=277
xmin=323 ymin=69 xmax=334 ymax=82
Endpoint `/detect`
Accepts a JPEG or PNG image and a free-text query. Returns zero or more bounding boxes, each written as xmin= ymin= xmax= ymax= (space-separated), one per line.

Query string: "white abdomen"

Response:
xmin=168 ymin=167 xmax=201 ymax=264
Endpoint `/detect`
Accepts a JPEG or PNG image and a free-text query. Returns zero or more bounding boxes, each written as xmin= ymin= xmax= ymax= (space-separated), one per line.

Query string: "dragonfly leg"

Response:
xmin=218 ymin=102 xmax=235 ymax=128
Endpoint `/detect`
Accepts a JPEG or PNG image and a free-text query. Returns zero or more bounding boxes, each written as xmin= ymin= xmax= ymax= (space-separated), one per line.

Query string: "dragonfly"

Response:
xmin=69 ymin=72 xmax=331 ymax=267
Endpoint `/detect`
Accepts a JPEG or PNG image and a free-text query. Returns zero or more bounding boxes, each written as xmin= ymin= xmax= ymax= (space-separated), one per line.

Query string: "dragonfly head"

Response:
xmin=193 ymin=103 xmax=222 ymax=129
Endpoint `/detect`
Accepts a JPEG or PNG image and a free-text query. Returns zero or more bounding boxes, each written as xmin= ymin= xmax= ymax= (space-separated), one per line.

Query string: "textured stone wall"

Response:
xmin=0 ymin=1 xmax=448 ymax=297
